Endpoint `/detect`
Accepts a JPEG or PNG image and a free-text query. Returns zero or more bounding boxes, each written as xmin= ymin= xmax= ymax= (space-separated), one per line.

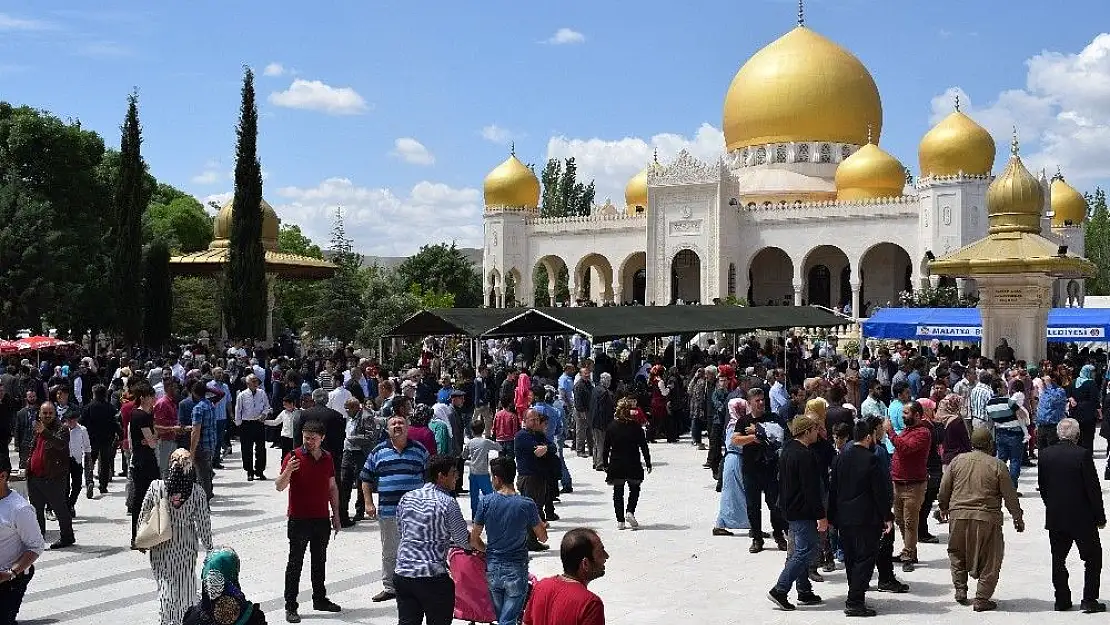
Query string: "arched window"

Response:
xmin=755 ymin=147 xmax=767 ymax=165
xmin=727 ymin=263 xmax=737 ymax=297
xmin=819 ymin=144 xmax=832 ymax=163
xmin=774 ymin=144 xmax=787 ymax=163
xmin=796 ymin=143 xmax=811 ymax=163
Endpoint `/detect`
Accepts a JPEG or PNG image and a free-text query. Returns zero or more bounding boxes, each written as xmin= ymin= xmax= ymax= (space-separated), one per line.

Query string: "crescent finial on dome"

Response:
xmin=1011 ymin=127 xmax=1019 ymax=156
xmin=798 ymin=0 xmax=805 ymax=26
xmin=954 ymin=92 xmax=960 ymax=112
xmin=1053 ymin=166 xmax=1064 ymax=182
xmin=510 ymin=141 xmax=515 ymax=157
xmin=866 ymin=123 xmax=873 ymax=144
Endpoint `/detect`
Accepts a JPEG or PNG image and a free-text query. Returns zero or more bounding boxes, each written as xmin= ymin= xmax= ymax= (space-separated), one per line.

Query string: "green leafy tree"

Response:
xmin=109 ymin=92 xmax=149 ymax=344
xmin=539 ymin=157 xmax=596 ymax=217
xmin=275 ymin=224 xmax=324 ymax=334
xmin=224 ymin=67 xmax=267 ymax=339
xmin=142 ymin=240 xmax=172 ymax=347
xmin=145 ymin=194 xmax=212 ymax=253
xmin=1084 ymin=187 xmax=1110 ymax=296
xmin=533 ymin=264 xmax=570 ymax=305
xmin=358 ymin=264 xmax=454 ymax=356
xmin=172 ymin=277 xmax=221 ymax=337
xmin=898 ymin=285 xmax=978 ymax=308
xmin=396 ymin=243 xmax=482 ymax=307
xmin=306 ymin=208 xmax=365 ymax=342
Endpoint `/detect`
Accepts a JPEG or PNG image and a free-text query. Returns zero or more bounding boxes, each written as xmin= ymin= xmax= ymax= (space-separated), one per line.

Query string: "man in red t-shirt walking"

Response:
xmin=524 ymin=528 xmax=607 ymax=625
xmin=276 ymin=420 xmax=343 ymax=623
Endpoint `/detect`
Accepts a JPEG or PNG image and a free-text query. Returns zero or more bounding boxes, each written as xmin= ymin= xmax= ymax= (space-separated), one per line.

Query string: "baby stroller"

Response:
xmin=448 ymin=547 xmax=536 ymax=624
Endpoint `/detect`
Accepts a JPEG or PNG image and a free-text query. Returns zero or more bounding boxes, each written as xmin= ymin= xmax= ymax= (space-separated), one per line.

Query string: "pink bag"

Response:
xmin=448 ymin=547 xmax=536 ymax=624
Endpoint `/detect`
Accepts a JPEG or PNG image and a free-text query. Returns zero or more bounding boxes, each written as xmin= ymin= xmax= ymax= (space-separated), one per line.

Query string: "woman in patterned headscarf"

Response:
xmin=183 ymin=548 xmax=266 ymax=625
xmin=139 ymin=449 xmax=213 ymax=625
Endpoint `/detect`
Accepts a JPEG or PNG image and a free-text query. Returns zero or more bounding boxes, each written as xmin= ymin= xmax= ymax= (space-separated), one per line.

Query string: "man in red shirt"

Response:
xmin=151 ymin=377 xmax=182 ymax=477
xmin=887 ymin=401 xmax=932 ymax=572
xmin=524 ymin=528 xmax=607 ymax=625
xmin=276 ymin=420 xmax=342 ymax=623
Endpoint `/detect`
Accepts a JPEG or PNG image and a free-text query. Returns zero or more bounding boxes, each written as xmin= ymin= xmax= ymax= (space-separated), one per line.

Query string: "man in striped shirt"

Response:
xmin=968 ymin=372 xmax=995 ymax=430
xmin=392 ymin=454 xmax=470 ymax=625
xmin=360 ymin=409 xmax=429 ymax=603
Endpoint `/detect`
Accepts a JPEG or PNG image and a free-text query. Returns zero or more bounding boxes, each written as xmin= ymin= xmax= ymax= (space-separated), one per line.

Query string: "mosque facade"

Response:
xmin=481 ymin=20 xmax=1090 ymax=317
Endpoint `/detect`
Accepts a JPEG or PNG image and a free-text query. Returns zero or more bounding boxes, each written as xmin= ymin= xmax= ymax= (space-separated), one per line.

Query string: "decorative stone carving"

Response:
xmin=650 ymin=150 xmax=720 ymax=186
xmin=942 ymin=206 xmax=952 ymax=225
xmin=669 ymin=220 xmax=702 ymax=236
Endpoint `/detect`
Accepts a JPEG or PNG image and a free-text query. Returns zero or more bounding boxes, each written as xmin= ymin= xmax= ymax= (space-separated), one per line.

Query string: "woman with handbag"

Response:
xmin=138 ymin=448 xmax=213 ymax=625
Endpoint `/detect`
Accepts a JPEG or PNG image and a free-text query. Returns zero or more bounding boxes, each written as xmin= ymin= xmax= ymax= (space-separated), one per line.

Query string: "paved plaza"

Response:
xmin=19 ymin=438 xmax=1109 ymax=624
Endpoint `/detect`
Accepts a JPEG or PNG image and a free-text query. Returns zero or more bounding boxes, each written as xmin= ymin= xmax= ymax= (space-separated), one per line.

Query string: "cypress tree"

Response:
xmin=225 ymin=66 xmax=267 ymax=339
xmin=142 ymin=240 xmax=172 ymax=348
xmin=111 ymin=91 xmax=147 ymax=343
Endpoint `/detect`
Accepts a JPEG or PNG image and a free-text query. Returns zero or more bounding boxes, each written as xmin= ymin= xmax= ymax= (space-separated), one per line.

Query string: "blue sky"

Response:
xmin=2 ymin=0 xmax=1108 ymax=254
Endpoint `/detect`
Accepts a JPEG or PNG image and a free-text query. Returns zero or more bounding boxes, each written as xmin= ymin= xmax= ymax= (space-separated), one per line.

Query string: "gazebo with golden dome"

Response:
xmin=169 ymin=198 xmax=336 ymax=340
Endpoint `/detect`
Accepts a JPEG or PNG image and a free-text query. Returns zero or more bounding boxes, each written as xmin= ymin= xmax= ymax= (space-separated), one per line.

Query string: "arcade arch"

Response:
xmin=533 ymin=255 xmax=569 ymax=306
xmin=802 ymin=245 xmax=850 ymax=309
xmin=670 ymin=249 xmax=702 ymax=304
xmin=747 ymin=247 xmax=793 ymax=306
xmin=859 ymin=242 xmax=913 ymax=312
xmin=573 ymin=253 xmax=615 ymax=304
xmin=618 ymin=252 xmax=647 ymax=304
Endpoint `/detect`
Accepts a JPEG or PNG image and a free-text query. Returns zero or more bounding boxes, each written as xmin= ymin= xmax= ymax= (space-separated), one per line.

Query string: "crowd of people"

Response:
xmin=0 ymin=332 xmax=1106 ymax=622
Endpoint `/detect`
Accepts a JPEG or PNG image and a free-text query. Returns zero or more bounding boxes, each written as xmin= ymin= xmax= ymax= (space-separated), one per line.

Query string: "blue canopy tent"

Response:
xmin=862 ymin=308 xmax=1110 ymax=343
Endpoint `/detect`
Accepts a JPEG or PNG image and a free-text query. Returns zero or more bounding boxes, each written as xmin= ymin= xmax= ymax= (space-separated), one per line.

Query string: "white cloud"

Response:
xmin=546 ymin=123 xmax=725 ymax=203
xmin=191 ymin=170 xmax=221 ymax=185
xmin=390 ymin=137 xmax=435 ymax=166
xmin=202 ymin=192 xmax=233 ymax=213
xmin=263 ymin=62 xmax=285 ymax=77
xmin=0 ymin=13 xmax=52 ymax=30
xmin=268 ymin=79 xmax=369 ymax=115
xmin=929 ymin=33 xmax=1110 ymax=184
xmin=545 ymin=28 xmax=585 ymax=45
xmin=77 ymin=41 xmax=131 ymax=58
xmin=481 ymin=124 xmax=513 ymax=144
xmin=272 ymin=178 xmax=482 ymax=255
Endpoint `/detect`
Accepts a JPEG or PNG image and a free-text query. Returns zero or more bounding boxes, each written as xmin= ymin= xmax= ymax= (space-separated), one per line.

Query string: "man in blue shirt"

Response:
xmin=769 ymin=369 xmax=791 ymax=422
xmin=188 ymin=379 xmax=224 ymax=501
xmin=514 ymin=409 xmax=557 ymax=549
xmin=206 ymin=369 xmax=232 ymax=468
xmin=470 ymin=456 xmax=547 ymax=625
xmin=534 ymin=388 xmax=572 ymax=494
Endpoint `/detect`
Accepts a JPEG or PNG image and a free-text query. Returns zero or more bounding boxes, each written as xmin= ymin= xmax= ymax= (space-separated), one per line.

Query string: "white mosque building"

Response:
xmin=481 ymin=17 xmax=1090 ymax=316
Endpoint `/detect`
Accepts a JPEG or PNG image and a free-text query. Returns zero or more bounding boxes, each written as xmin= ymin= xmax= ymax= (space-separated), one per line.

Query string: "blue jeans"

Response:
xmin=468 ymin=473 xmax=493 ymax=519
xmin=774 ymin=520 xmax=817 ymax=595
xmin=487 ymin=558 xmax=529 ymax=625
xmin=994 ymin=428 xmax=1024 ymax=488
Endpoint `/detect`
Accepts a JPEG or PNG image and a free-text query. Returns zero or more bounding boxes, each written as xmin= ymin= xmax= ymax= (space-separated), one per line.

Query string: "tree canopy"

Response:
xmin=540 ymin=157 xmax=596 ymax=217
xmin=1084 ymin=187 xmax=1109 ymax=296
xmin=396 ymin=243 xmax=482 ymax=308
xmin=306 ymin=209 xmax=366 ymax=343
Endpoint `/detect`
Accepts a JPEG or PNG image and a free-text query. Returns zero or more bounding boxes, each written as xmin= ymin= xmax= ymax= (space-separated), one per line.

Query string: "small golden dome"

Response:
xmin=210 ymin=198 xmax=280 ymax=251
xmin=723 ymin=26 xmax=882 ymax=151
xmin=834 ymin=137 xmax=905 ymax=201
xmin=625 ymin=153 xmax=662 ymax=215
xmin=1050 ymin=173 xmax=1087 ymax=227
xmin=986 ymin=133 xmax=1042 ymax=234
xmin=483 ymin=148 xmax=540 ymax=209
xmin=918 ymin=108 xmax=995 ymax=178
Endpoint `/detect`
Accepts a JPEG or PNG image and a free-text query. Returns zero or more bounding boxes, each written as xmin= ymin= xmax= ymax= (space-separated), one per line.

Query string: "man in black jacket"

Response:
xmin=829 ymin=420 xmax=894 ymax=617
xmin=572 ymin=367 xmax=594 ymax=458
xmin=768 ymin=415 xmax=825 ymax=611
xmin=1038 ymin=418 xmax=1106 ymax=613
xmin=296 ymin=389 xmax=347 ymax=479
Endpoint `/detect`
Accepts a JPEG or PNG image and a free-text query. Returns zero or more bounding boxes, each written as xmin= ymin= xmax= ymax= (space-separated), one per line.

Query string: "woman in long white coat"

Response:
xmin=139 ymin=449 xmax=213 ymax=625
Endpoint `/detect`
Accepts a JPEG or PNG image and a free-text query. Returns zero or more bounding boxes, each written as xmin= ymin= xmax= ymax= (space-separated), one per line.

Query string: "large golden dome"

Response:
xmin=918 ymin=109 xmax=995 ymax=177
xmin=1050 ymin=173 xmax=1087 ymax=226
xmin=211 ymin=198 xmax=280 ymax=251
xmin=624 ymin=154 xmax=662 ymax=215
xmin=723 ymin=26 xmax=882 ymax=151
xmin=986 ymin=135 xmax=1042 ymax=234
xmin=483 ymin=151 xmax=540 ymax=209
xmin=834 ymin=140 xmax=905 ymax=201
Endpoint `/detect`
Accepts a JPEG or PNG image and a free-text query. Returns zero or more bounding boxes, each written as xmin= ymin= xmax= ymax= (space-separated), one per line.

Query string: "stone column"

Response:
xmin=793 ymin=280 xmax=803 ymax=307
xmin=611 ymin=284 xmax=622 ymax=305
xmin=548 ymin=285 xmax=557 ymax=307
xmin=851 ymin=281 xmax=862 ymax=319
xmin=569 ymin=278 xmax=579 ymax=306
xmin=495 ymin=288 xmax=504 ymax=308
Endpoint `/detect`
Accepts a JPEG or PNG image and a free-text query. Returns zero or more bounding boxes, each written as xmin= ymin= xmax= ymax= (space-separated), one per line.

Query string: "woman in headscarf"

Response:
xmin=183 ymin=548 xmax=266 ymax=625
xmin=406 ymin=404 xmax=439 ymax=454
xmin=938 ymin=394 xmax=971 ymax=469
xmin=1067 ymin=363 xmax=1100 ymax=451
xmin=139 ymin=449 xmax=213 ymax=625
xmin=603 ymin=397 xmax=652 ymax=530
xmin=713 ymin=397 xmax=750 ymax=536
xmin=514 ymin=370 xmax=533 ymax=417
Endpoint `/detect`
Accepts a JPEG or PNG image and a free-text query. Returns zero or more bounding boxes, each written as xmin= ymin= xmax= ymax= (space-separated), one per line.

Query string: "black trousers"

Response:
xmin=917 ymin=471 xmax=941 ymax=538
xmin=28 ymin=476 xmax=73 ymax=543
xmin=0 ymin=565 xmax=34 ymax=624
xmin=706 ymin=423 xmax=724 ymax=473
xmin=1078 ymin=422 xmax=1096 ymax=452
xmin=517 ymin=475 xmax=547 ymax=521
xmin=239 ymin=421 xmax=268 ymax=476
xmin=1049 ymin=527 xmax=1102 ymax=603
xmin=395 ymin=573 xmax=454 ymax=625
xmin=131 ymin=474 xmax=156 ymax=543
xmin=339 ymin=449 xmax=370 ymax=523
xmin=285 ymin=518 xmax=331 ymax=610
xmin=611 ymin=479 xmax=641 ymax=523
xmin=742 ymin=470 xmax=787 ymax=538
xmin=876 ymin=522 xmax=896 ymax=584
xmin=839 ymin=525 xmax=880 ymax=608
xmin=88 ymin=440 xmax=115 ymax=490
xmin=67 ymin=458 xmax=83 ymax=510
xmin=1037 ymin=423 xmax=1059 ymax=453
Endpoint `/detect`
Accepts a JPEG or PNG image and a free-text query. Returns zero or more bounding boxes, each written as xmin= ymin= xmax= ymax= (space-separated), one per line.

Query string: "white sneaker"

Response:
xmin=618 ymin=521 xmax=627 ymax=530
xmin=626 ymin=512 xmax=639 ymax=529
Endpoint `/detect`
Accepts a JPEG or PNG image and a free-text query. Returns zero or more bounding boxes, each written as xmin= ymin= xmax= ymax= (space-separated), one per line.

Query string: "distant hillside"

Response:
xmin=324 ymin=247 xmax=482 ymax=269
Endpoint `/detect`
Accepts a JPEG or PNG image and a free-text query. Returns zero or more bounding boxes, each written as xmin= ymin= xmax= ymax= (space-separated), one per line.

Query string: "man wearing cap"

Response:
xmin=767 ymin=415 xmax=826 ymax=611
xmin=938 ymin=427 xmax=1024 ymax=611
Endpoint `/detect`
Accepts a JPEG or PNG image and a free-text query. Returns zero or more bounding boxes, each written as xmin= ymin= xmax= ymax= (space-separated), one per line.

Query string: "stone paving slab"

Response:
xmin=18 ymin=438 xmax=1110 ymax=624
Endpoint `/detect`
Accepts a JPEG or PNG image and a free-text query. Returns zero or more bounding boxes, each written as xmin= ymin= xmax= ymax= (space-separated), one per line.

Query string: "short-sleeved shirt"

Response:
xmin=359 ymin=439 xmax=428 ymax=518
xmin=474 ymin=492 xmax=540 ymax=564
xmin=282 ymin=447 xmax=335 ymax=520
xmin=191 ymin=399 xmax=219 ymax=453
xmin=152 ymin=395 xmax=178 ymax=441
xmin=524 ymin=576 xmax=605 ymax=625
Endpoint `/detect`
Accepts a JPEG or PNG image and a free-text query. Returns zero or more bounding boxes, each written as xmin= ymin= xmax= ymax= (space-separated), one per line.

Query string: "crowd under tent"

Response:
xmin=862 ymin=307 xmax=1110 ymax=343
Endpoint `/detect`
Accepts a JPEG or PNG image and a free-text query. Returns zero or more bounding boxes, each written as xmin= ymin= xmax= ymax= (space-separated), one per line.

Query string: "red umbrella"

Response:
xmin=0 ymin=340 xmax=16 ymax=355
xmin=15 ymin=336 xmax=60 ymax=351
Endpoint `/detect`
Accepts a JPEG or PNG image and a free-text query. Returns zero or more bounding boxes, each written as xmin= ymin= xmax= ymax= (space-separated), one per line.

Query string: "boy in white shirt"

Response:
xmin=63 ymin=412 xmax=93 ymax=513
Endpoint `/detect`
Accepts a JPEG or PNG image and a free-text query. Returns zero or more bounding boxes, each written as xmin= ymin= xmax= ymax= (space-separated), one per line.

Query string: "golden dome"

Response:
xmin=625 ymin=153 xmax=662 ymax=215
xmin=918 ymin=109 xmax=995 ymax=177
xmin=210 ymin=198 xmax=280 ymax=251
xmin=986 ymin=134 xmax=1042 ymax=234
xmin=834 ymin=138 xmax=905 ymax=201
xmin=483 ymin=149 xmax=540 ymax=209
xmin=1050 ymin=173 xmax=1087 ymax=226
xmin=723 ymin=26 xmax=882 ymax=151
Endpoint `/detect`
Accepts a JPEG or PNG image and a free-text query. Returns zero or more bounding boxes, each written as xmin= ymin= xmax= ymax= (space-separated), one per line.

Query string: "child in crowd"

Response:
xmin=464 ymin=420 xmax=501 ymax=519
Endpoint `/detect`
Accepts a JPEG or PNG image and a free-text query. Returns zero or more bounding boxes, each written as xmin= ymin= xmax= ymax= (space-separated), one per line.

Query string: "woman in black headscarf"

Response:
xmin=184 ymin=547 xmax=267 ymax=625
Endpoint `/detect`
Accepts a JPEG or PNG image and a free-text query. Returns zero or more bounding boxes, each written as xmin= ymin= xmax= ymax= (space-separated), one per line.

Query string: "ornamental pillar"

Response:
xmin=793 ymin=281 xmax=803 ymax=307
xmin=851 ymin=281 xmax=862 ymax=319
